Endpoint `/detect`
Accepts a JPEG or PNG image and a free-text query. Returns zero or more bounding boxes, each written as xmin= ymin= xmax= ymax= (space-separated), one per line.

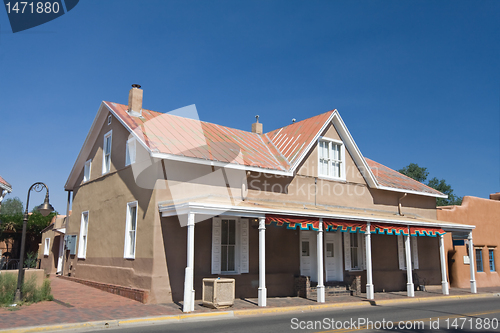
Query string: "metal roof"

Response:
xmin=0 ymin=176 xmax=12 ymax=192
xmin=101 ymin=101 xmax=443 ymax=197
xmin=365 ymin=158 xmax=444 ymax=196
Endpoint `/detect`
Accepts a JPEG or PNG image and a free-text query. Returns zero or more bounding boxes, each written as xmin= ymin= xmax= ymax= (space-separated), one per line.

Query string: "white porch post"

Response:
xmin=183 ymin=212 xmax=195 ymax=312
xmin=258 ymin=217 xmax=267 ymax=306
xmin=405 ymin=231 xmax=414 ymax=297
xmin=439 ymin=234 xmax=449 ymax=295
xmin=468 ymin=232 xmax=477 ymax=294
xmin=365 ymin=222 xmax=374 ymax=300
xmin=316 ymin=219 xmax=325 ymax=303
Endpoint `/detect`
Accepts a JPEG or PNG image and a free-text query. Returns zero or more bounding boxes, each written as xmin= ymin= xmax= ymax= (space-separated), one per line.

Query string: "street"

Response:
xmin=85 ymin=296 xmax=500 ymax=333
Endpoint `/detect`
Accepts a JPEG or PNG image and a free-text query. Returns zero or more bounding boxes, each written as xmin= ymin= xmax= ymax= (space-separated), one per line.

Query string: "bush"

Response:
xmin=0 ymin=274 xmax=53 ymax=306
xmin=0 ymin=273 xmax=17 ymax=306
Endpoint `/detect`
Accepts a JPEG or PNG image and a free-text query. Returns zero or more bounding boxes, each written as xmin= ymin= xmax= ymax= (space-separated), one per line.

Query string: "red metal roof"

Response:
xmin=104 ymin=101 xmax=443 ymax=196
xmin=365 ymin=158 xmax=444 ymax=196
xmin=266 ymin=111 xmax=334 ymax=166
xmin=0 ymin=176 xmax=11 ymax=190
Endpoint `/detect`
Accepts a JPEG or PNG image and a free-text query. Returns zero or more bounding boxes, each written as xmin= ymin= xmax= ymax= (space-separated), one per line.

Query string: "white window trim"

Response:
xmin=84 ymin=159 xmax=91 ymax=182
xmin=44 ymin=238 xmax=50 ymax=256
xmin=397 ymin=235 xmax=419 ymax=270
xmin=211 ymin=217 xmax=249 ymax=275
xmin=124 ymin=201 xmax=138 ymax=259
xmin=107 ymin=115 xmax=112 ymax=125
xmin=317 ymin=136 xmax=346 ymax=181
xmin=102 ymin=130 xmax=113 ymax=175
xmin=125 ymin=138 xmax=136 ymax=166
xmin=343 ymin=232 xmax=365 ymax=271
xmin=78 ymin=211 xmax=89 ymax=259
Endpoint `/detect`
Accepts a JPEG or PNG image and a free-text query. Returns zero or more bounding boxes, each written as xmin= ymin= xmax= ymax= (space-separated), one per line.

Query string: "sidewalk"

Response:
xmin=0 ymin=276 xmax=498 ymax=332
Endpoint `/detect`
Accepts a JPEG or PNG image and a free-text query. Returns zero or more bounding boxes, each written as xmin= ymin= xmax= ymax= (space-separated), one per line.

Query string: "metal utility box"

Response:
xmin=202 ymin=278 xmax=235 ymax=309
xmin=64 ymin=235 xmax=77 ymax=255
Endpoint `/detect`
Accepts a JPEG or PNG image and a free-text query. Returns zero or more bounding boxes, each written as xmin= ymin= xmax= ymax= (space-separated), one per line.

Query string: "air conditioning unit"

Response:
xmin=202 ymin=277 xmax=235 ymax=309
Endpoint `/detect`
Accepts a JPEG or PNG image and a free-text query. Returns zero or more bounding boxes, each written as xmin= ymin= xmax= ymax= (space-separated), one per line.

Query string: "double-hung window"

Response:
xmin=125 ymin=138 xmax=136 ymax=166
xmin=476 ymin=248 xmax=484 ymax=272
xmin=78 ymin=211 xmax=89 ymax=259
xmin=124 ymin=202 xmax=138 ymax=259
xmin=84 ymin=160 xmax=91 ymax=182
xmin=318 ymin=138 xmax=345 ymax=180
xmin=102 ymin=130 xmax=112 ymax=174
xmin=212 ymin=217 xmax=249 ymax=274
xmin=344 ymin=232 xmax=365 ymax=271
xmin=489 ymin=248 xmax=496 ymax=272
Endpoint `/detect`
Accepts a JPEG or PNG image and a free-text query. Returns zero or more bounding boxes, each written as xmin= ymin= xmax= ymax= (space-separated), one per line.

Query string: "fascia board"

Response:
xmin=159 ymin=201 xmax=475 ymax=231
xmin=377 ymin=185 xmax=449 ymax=199
xmin=65 ymin=102 xmax=109 ymax=191
xmin=0 ymin=182 xmax=12 ymax=193
xmin=150 ymin=152 xmax=293 ymax=176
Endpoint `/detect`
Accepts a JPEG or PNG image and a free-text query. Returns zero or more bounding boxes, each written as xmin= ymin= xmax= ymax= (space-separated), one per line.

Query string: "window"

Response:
xmin=124 ymin=202 xmax=138 ymax=259
xmin=318 ymin=138 xmax=345 ymax=180
xmin=44 ymin=238 xmax=50 ymax=256
xmin=84 ymin=160 xmax=91 ymax=182
xmin=476 ymin=248 xmax=484 ymax=272
xmin=397 ymin=235 xmax=419 ymax=270
xmin=350 ymin=233 xmax=359 ymax=269
xmin=107 ymin=115 xmax=112 ymax=125
xmin=125 ymin=138 xmax=136 ymax=166
xmin=326 ymin=242 xmax=334 ymax=257
xmin=344 ymin=232 xmax=365 ymax=271
xmin=489 ymin=249 xmax=496 ymax=272
xmin=212 ymin=217 xmax=249 ymax=274
xmin=302 ymin=241 xmax=310 ymax=256
xmin=102 ymin=130 xmax=112 ymax=174
xmin=78 ymin=211 xmax=89 ymax=259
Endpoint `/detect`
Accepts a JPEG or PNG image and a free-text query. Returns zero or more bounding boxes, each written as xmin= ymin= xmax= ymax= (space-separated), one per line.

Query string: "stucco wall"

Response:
xmin=438 ymin=196 xmax=500 ymax=288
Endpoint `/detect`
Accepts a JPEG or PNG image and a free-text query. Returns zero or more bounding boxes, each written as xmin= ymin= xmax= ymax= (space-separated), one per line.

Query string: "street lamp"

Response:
xmin=14 ymin=182 xmax=54 ymax=302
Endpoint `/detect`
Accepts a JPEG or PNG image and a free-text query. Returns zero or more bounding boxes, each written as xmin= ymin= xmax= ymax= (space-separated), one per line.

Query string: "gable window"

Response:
xmin=78 ymin=211 xmax=89 ymax=259
xmin=318 ymin=138 xmax=345 ymax=180
xmin=125 ymin=138 xmax=136 ymax=166
xmin=124 ymin=201 xmax=138 ymax=259
xmin=476 ymin=248 xmax=484 ymax=272
xmin=489 ymin=248 xmax=495 ymax=272
xmin=84 ymin=160 xmax=91 ymax=182
xmin=44 ymin=238 xmax=50 ymax=256
xmin=102 ymin=130 xmax=112 ymax=174
xmin=212 ymin=217 xmax=249 ymax=274
xmin=397 ymin=235 xmax=419 ymax=270
xmin=344 ymin=232 xmax=366 ymax=271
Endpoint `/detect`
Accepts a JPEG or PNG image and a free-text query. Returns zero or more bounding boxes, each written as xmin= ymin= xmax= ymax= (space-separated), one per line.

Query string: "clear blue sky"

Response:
xmin=0 ymin=0 xmax=499 ymax=213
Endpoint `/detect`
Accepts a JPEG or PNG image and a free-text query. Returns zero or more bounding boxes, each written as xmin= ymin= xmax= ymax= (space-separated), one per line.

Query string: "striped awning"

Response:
xmin=265 ymin=216 xmax=445 ymax=236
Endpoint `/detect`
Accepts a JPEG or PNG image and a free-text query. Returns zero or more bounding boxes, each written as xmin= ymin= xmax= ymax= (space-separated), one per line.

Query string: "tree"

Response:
xmin=0 ymin=197 xmax=23 ymax=215
xmin=398 ymin=163 xmax=462 ymax=206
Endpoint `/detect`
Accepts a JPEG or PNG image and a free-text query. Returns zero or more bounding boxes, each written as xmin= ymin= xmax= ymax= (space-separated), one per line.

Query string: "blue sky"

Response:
xmin=0 ymin=0 xmax=498 ymax=213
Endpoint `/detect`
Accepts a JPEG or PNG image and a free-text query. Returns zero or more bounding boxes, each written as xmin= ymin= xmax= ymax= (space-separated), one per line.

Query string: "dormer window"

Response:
xmin=318 ymin=137 xmax=345 ymax=180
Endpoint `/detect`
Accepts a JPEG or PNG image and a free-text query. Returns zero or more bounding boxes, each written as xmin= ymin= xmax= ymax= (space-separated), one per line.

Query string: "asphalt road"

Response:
xmin=88 ymin=296 xmax=500 ymax=333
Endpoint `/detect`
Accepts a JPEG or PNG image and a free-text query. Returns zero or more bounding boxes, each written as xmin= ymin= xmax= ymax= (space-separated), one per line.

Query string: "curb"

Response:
xmin=1 ymin=293 xmax=497 ymax=333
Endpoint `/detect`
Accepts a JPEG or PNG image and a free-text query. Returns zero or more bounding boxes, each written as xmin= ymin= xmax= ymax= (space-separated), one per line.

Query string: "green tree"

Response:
xmin=0 ymin=197 xmax=23 ymax=215
xmin=398 ymin=163 xmax=462 ymax=206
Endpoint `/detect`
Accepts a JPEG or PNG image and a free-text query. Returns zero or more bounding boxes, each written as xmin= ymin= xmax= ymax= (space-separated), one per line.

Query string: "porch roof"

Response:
xmin=158 ymin=197 xmax=475 ymax=233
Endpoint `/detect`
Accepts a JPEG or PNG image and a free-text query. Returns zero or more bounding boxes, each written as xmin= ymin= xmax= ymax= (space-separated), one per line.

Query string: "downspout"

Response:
xmin=61 ymin=190 xmax=72 ymax=276
xmin=398 ymin=193 xmax=407 ymax=216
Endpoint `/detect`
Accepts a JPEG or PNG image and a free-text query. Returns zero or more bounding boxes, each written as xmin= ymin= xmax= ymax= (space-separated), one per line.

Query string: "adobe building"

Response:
xmin=438 ymin=194 xmax=500 ymax=288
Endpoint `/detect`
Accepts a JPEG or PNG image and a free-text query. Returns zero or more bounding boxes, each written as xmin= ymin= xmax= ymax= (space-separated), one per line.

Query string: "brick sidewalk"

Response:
xmin=0 ymin=276 xmax=497 ymax=331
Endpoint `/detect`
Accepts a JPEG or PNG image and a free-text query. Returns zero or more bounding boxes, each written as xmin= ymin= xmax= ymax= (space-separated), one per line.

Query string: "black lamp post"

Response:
xmin=14 ymin=182 xmax=54 ymax=302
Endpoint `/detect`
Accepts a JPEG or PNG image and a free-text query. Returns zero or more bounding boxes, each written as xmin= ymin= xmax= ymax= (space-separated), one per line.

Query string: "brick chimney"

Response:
xmin=490 ymin=192 xmax=500 ymax=201
xmin=251 ymin=115 xmax=263 ymax=134
xmin=128 ymin=84 xmax=143 ymax=117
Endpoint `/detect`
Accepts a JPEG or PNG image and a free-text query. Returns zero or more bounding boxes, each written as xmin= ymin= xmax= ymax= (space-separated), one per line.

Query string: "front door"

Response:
xmin=300 ymin=231 xmax=317 ymax=282
xmin=324 ymin=231 xmax=343 ymax=281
